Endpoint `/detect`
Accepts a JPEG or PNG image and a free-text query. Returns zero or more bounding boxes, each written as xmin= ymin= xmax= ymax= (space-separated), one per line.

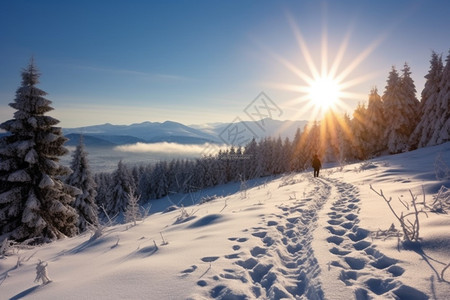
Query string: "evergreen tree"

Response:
xmin=430 ymin=50 xmax=450 ymax=145
xmin=66 ymin=136 xmax=99 ymax=232
xmin=336 ymin=113 xmax=354 ymax=162
xmin=410 ymin=51 xmax=444 ymax=148
xmin=383 ymin=65 xmax=419 ymax=153
xmin=351 ymin=103 xmax=369 ymax=159
xmin=365 ymin=88 xmax=386 ymax=155
xmin=94 ymin=172 xmax=112 ymax=211
xmin=0 ymin=61 xmax=78 ymax=243
xmin=106 ymin=160 xmax=135 ymax=217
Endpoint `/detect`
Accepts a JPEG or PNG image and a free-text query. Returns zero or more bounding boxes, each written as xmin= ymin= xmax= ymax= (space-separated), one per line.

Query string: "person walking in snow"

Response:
xmin=312 ymin=154 xmax=321 ymax=178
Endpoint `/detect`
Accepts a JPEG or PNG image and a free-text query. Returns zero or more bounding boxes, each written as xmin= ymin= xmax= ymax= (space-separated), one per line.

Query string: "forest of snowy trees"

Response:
xmin=1 ymin=49 xmax=449 ymax=244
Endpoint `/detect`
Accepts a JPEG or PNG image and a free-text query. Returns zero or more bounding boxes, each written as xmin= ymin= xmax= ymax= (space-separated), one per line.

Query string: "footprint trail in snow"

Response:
xmin=181 ymin=175 xmax=429 ymax=299
xmin=323 ymin=178 xmax=428 ymax=300
xmin=183 ymin=176 xmax=331 ymax=299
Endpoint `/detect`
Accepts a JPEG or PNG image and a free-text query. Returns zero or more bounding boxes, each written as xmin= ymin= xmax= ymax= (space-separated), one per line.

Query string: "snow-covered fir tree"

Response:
xmin=106 ymin=160 xmax=136 ymax=218
xmin=382 ymin=65 xmax=419 ymax=153
xmin=365 ymin=88 xmax=386 ymax=155
xmin=351 ymin=103 xmax=369 ymax=159
xmin=66 ymin=135 xmax=99 ymax=232
xmin=151 ymin=161 xmax=169 ymax=198
xmin=428 ymin=50 xmax=450 ymax=145
xmin=410 ymin=51 xmax=444 ymax=148
xmin=94 ymin=172 xmax=112 ymax=210
xmin=336 ymin=113 xmax=354 ymax=162
xmin=0 ymin=61 xmax=78 ymax=243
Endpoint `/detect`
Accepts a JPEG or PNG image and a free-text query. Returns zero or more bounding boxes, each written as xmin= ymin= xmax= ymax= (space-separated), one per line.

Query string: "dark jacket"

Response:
xmin=312 ymin=156 xmax=321 ymax=169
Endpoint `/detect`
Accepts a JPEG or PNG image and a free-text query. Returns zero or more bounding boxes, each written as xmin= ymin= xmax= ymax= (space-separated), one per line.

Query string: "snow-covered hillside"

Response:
xmin=1 ymin=143 xmax=449 ymax=299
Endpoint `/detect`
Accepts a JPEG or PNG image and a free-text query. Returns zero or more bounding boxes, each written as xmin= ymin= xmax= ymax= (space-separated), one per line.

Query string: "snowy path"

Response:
xmin=320 ymin=177 xmax=428 ymax=300
xmin=183 ymin=176 xmax=331 ymax=299
xmin=183 ymin=175 xmax=430 ymax=299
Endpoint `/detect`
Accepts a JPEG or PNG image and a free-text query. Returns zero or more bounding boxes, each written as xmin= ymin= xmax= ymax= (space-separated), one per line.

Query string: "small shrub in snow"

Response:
xmin=163 ymin=205 xmax=178 ymax=213
xmin=35 ymin=260 xmax=51 ymax=285
xmin=124 ymin=190 xmax=141 ymax=226
xmin=279 ymin=174 xmax=297 ymax=187
xmin=373 ymin=223 xmax=401 ymax=241
xmin=434 ymin=153 xmax=449 ymax=180
xmin=357 ymin=161 xmax=377 ymax=172
xmin=370 ymin=185 xmax=428 ymax=242
xmin=160 ymin=232 xmax=168 ymax=246
xmin=199 ymin=195 xmax=221 ymax=204
xmin=430 ymin=185 xmax=450 ymax=213
xmin=174 ymin=205 xmax=197 ymax=224
xmin=239 ymin=176 xmax=249 ymax=199
xmin=0 ymin=239 xmax=15 ymax=258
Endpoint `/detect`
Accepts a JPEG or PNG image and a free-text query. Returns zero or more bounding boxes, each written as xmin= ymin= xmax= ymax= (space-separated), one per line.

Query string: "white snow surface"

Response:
xmin=1 ymin=143 xmax=449 ymax=299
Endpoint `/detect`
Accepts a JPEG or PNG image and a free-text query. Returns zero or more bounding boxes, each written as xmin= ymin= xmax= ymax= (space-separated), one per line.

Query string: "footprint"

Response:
xmin=387 ymin=265 xmax=405 ymax=277
xmin=330 ymin=260 xmax=346 ymax=268
xmin=249 ymin=263 xmax=273 ymax=283
xmin=392 ymin=284 xmax=428 ymax=299
xmin=287 ymin=217 xmax=299 ymax=224
xmin=237 ymin=238 xmax=248 ymax=243
xmin=267 ymin=220 xmax=278 ymax=226
xmin=345 ymin=213 xmax=358 ymax=221
xmin=232 ymin=245 xmax=241 ymax=251
xmin=252 ymin=231 xmax=267 ymax=238
xmin=197 ymin=280 xmax=207 ymax=287
xmin=225 ymin=253 xmax=240 ymax=259
xmin=287 ymin=243 xmax=303 ymax=254
xmin=250 ymin=246 xmax=267 ymax=257
xmin=263 ymin=236 xmax=274 ymax=246
xmin=327 ymin=235 xmax=344 ymax=245
xmin=201 ymin=256 xmax=219 ymax=262
xmin=347 ymin=228 xmax=369 ymax=242
xmin=365 ymin=278 xmax=396 ymax=295
xmin=340 ymin=222 xmax=354 ymax=229
xmin=236 ymin=257 xmax=258 ymax=269
xmin=353 ymin=240 xmax=371 ymax=250
xmin=345 ymin=256 xmax=366 ymax=270
xmin=220 ymin=272 xmax=248 ymax=283
xmin=328 ymin=219 xmax=344 ymax=225
xmin=326 ymin=226 xmax=346 ymax=236
xmin=329 ymin=247 xmax=351 ymax=256
xmin=355 ymin=288 xmax=369 ymax=299
xmin=285 ymin=229 xmax=296 ymax=238
xmin=370 ymin=256 xmax=397 ymax=269
xmin=340 ymin=270 xmax=359 ymax=285
xmin=180 ymin=265 xmax=197 ymax=274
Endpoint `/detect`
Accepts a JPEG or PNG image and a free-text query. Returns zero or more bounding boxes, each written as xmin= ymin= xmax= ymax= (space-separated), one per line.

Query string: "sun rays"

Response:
xmin=266 ymin=12 xmax=384 ymax=123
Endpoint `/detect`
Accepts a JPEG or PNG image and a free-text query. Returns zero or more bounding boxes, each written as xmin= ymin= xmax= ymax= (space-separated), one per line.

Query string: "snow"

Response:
xmin=1 ymin=142 xmax=449 ymax=299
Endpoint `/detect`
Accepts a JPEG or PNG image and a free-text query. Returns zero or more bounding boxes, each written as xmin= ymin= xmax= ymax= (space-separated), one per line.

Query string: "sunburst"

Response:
xmin=265 ymin=12 xmax=384 ymax=122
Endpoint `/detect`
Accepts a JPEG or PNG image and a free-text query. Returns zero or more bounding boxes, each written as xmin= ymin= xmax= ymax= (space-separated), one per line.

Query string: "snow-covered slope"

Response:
xmin=1 ymin=143 xmax=449 ymax=299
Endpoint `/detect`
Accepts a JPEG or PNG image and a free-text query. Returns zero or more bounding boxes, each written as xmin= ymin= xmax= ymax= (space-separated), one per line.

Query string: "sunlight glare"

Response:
xmin=308 ymin=77 xmax=341 ymax=109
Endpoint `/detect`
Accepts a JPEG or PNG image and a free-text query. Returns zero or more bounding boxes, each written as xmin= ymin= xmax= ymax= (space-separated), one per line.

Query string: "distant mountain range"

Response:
xmin=61 ymin=118 xmax=308 ymax=147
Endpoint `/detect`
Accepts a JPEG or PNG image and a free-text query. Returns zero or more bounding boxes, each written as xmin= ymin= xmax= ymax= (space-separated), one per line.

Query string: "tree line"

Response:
xmin=1 ymin=50 xmax=449 ymax=244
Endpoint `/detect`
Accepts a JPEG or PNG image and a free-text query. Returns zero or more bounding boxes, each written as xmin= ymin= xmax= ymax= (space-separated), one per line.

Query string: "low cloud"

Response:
xmin=114 ymin=142 xmax=227 ymax=156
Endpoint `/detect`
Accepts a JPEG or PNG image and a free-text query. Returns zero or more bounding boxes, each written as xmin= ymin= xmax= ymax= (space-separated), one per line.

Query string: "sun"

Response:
xmin=264 ymin=12 xmax=383 ymax=121
xmin=308 ymin=76 xmax=341 ymax=110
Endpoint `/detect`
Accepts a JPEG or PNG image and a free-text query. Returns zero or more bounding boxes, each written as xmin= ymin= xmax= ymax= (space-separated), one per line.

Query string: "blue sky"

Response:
xmin=1 ymin=0 xmax=449 ymax=128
